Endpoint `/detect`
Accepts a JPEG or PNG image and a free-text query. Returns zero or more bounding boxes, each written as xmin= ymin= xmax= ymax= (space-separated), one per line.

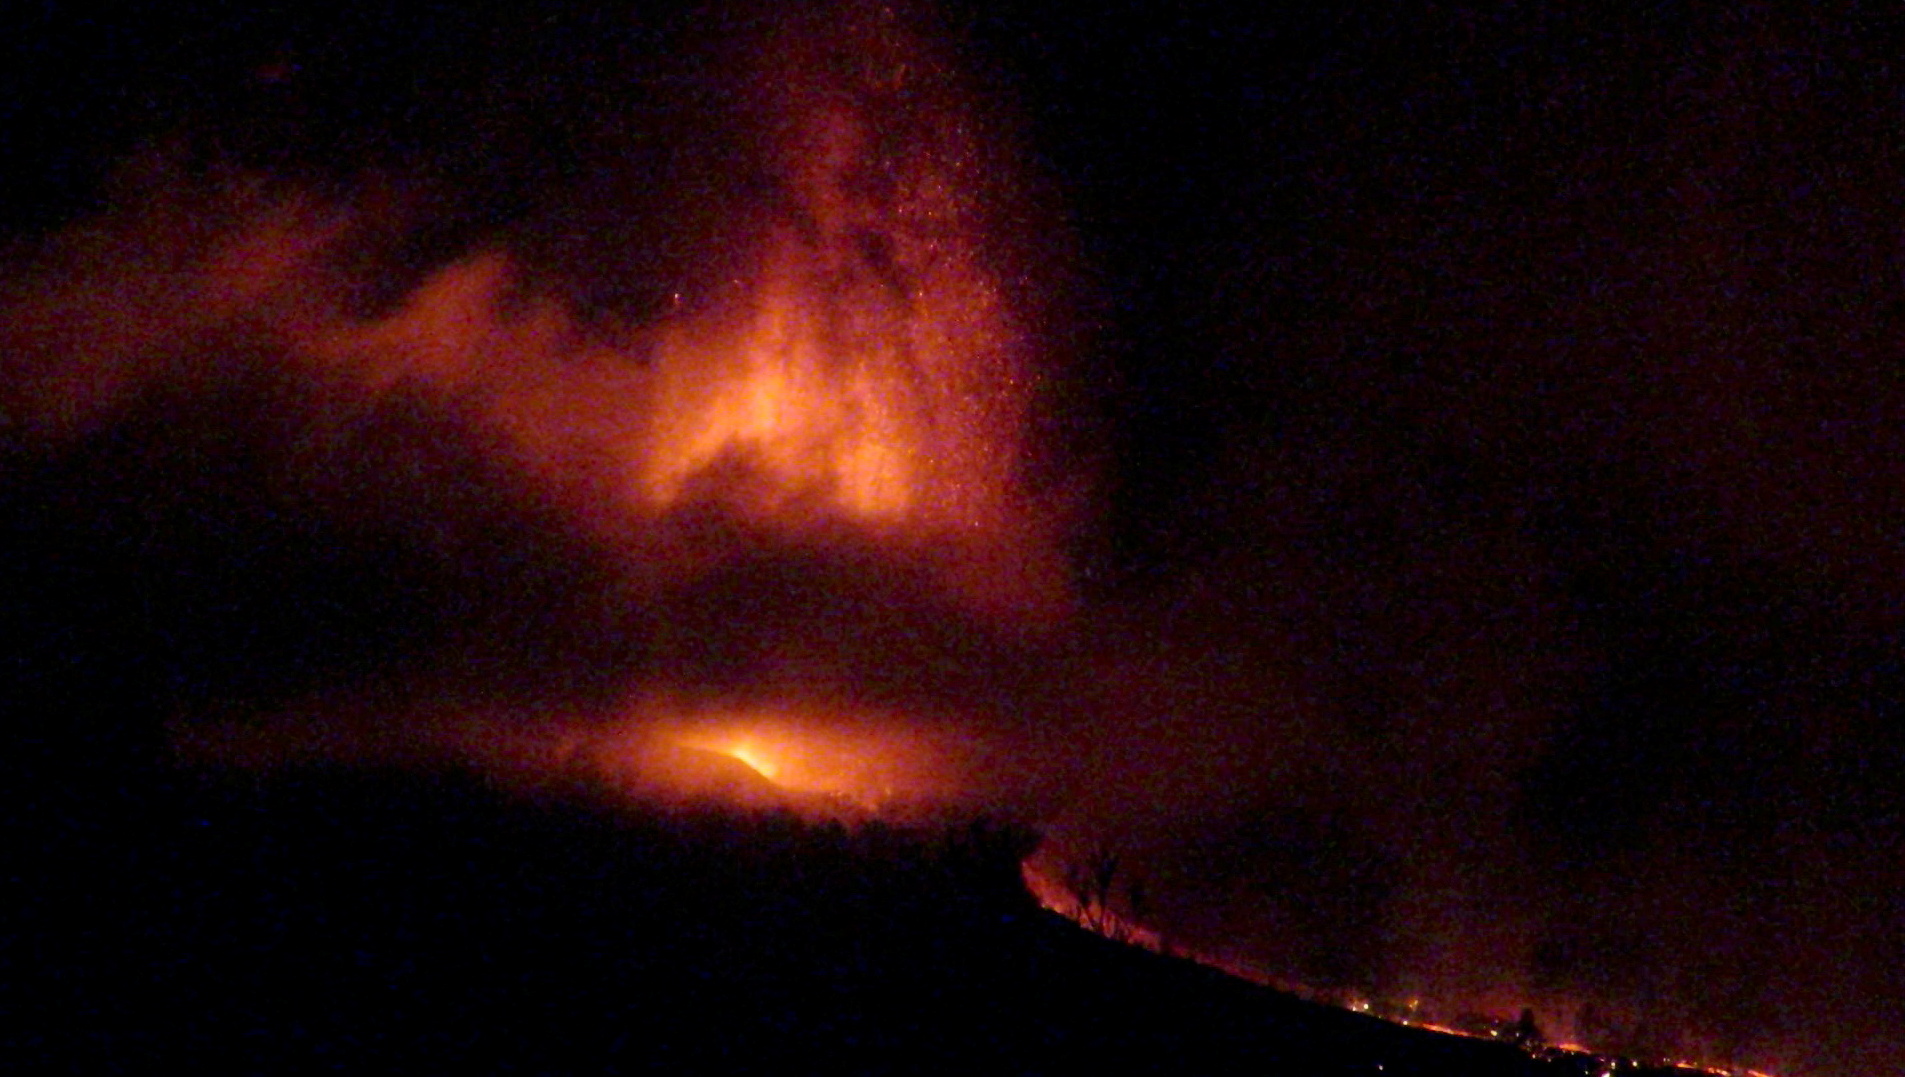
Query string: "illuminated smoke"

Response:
xmin=3 ymin=2 xmax=1089 ymax=815
xmin=4 ymin=4 xmax=1067 ymax=613
xmin=14 ymin=5 xmax=1893 ymax=1076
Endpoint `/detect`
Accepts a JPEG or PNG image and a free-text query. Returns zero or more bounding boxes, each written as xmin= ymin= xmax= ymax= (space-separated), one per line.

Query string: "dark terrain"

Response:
xmin=6 ymin=4 xmax=1899 ymax=1073
xmin=0 ymin=303 xmax=1593 ymax=1076
xmin=12 ymin=759 xmax=1656 ymax=1076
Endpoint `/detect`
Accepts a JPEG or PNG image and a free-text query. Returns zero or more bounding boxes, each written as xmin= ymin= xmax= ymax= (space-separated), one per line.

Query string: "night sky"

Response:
xmin=4 ymin=3 xmax=1903 ymax=1075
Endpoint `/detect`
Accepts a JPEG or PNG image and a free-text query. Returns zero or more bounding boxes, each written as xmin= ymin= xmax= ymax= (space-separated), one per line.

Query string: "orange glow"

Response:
xmin=556 ymin=702 xmax=971 ymax=817
xmin=628 ymin=89 xmax=1033 ymax=562
xmin=294 ymin=3 xmax=1069 ymax=622
xmin=718 ymin=740 xmax=780 ymax=782
xmin=636 ymin=238 xmax=927 ymax=527
xmin=1018 ymin=850 xmax=1165 ymax=953
xmin=120 ymin=0 xmax=1073 ymax=823
xmin=666 ymin=715 xmax=945 ymax=808
xmin=0 ymin=0 xmax=1070 ymax=617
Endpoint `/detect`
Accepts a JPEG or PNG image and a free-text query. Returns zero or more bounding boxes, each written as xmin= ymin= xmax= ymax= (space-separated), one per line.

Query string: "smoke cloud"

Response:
xmin=5 ymin=5 xmax=1901 ymax=1077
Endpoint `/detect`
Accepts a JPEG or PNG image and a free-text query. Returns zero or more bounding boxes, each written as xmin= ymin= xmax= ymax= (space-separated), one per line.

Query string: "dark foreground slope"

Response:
xmin=13 ymin=763 xmax=1655 ymax=1076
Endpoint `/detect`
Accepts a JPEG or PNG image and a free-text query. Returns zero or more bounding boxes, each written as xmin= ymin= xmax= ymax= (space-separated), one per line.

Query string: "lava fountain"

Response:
xmin=35 ymin=0 xmax=1084 ymax=811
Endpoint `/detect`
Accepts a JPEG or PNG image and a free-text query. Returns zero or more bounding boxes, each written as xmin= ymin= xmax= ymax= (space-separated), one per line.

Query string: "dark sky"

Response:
xmin=4 ymin=3 xmax=1902 ymax=1075
xmin=989 ymin=7 xmax=1905 ymax=1072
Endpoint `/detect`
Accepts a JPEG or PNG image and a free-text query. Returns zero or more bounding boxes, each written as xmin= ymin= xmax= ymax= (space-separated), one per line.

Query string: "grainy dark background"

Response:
xmin=3 ymin=4 xmax=1901 ymax=1073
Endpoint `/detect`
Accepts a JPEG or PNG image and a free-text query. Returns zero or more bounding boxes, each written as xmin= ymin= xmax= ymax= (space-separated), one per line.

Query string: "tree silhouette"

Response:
xmin=1510 ymin=1007 xmax=1543 ymax=1050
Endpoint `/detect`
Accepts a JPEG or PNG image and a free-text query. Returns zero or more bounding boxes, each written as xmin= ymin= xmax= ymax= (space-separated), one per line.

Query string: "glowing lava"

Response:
xmin=718 ymin=740 xmax=780 ymax=782
xmin=59 ymin=1 xmax=1074 ymax=829
xmin=464 ymin=702 xmax=975 ymax=819
xmin=644 ymin=708 xmax=962 ymax=813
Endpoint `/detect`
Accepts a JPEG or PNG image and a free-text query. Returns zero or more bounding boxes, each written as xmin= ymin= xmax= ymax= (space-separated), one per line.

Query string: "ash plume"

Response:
xmin=5 ymin=5 xmax=1902 ymax=1077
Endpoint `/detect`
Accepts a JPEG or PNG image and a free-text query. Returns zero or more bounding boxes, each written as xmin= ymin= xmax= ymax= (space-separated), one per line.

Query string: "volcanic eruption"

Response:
xmin=6 ymin=4 xmax=1902 ymax=1076
xmin=2 ymin=0 xmax=1080 ymax=808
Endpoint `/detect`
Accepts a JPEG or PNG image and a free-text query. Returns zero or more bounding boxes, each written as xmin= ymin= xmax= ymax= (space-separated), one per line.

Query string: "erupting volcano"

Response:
xmin=8 ymin=0 xmax=1074 ymax=805
xmin=600 ymin=710 xmax=962 ymax=811
xmin=6 ymin=3 xmax=1903 ymax=1075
